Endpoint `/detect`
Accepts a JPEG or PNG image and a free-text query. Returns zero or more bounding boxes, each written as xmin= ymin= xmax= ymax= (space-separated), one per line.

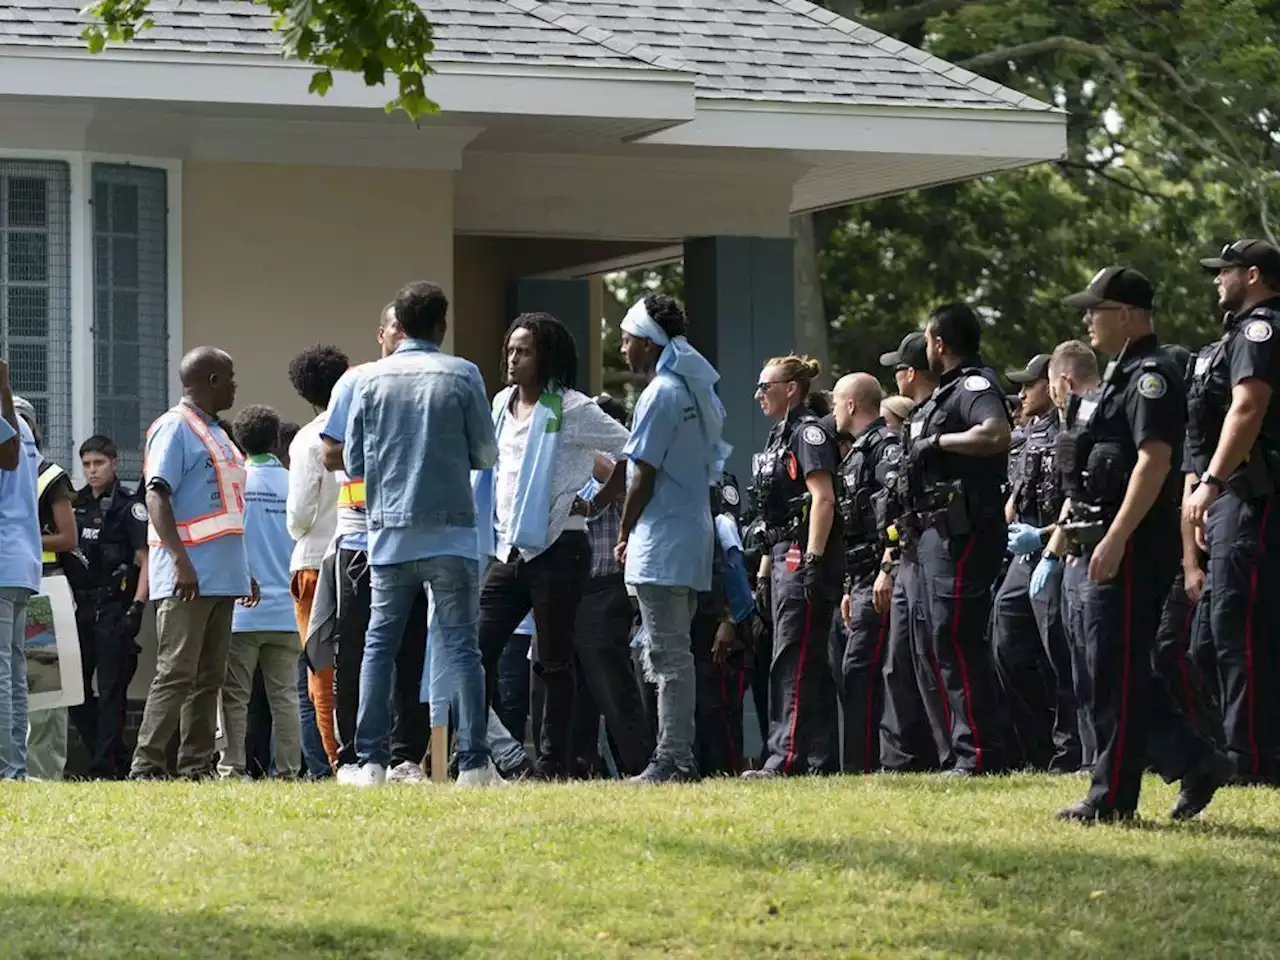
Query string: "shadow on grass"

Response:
xmin=0 ymin=893 xmax=486 ymax=960
xmin=630 ymin=822 xmax=1280 ymax=955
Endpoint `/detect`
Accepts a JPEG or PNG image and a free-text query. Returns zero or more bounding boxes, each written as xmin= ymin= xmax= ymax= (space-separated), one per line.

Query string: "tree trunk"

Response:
xmin=792 ymin=212 xmax=831 ymax=388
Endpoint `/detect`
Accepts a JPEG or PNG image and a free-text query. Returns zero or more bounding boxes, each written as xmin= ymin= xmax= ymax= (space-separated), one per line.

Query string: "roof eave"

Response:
xmin=0 ymin=46 xmax=697 ymax=122
xmin=638 ymin=99 xmax=1066 ymax=161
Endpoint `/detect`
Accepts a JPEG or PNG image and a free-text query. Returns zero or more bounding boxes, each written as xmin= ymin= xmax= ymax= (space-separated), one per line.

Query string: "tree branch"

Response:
xmin=1055 ymin=159 xmax=1165 ymax=201
xmin=959 ymin=34 xmax=1278 ymax=245
xmin=861 ymin=0 xmax=1000 ymax=34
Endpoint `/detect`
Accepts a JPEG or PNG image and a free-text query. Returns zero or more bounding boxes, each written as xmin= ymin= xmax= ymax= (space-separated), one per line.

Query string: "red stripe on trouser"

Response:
xmin=719 ymin=661 xmax=739 ymax=773
xmin=782 ymin=603 xmax=815 ymax=775
xmin=946 ymin=538 xmax=982 ymax=771
xmin=865 ymin=614 xmax=887 ymax=774
xmin=1106 ymin=543 xmax=1135 ymax=809
xmin=1243 ymin=499 xmax=1271 ymax=778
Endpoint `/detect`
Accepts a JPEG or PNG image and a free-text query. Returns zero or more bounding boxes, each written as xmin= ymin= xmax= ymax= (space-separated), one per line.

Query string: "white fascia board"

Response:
xmin=639 ymin=101 xmax=1066 ymax=161
xmin=0 ymin=47 xmax=695 ymax=123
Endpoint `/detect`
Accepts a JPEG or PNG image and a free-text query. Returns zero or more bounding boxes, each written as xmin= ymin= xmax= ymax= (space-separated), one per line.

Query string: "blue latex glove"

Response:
xmin=1030 ymin=555 xmax=1060 ymax=599
xmin=1007 ymin=522 xmax=1045 ymax=555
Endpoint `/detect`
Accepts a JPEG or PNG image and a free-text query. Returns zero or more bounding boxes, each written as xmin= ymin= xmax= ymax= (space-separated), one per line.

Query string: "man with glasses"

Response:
xmin=1183 ymin=240 xmax=1280 ymax=784
xmin=1049 ymin=266 xmax=1230 ymax=822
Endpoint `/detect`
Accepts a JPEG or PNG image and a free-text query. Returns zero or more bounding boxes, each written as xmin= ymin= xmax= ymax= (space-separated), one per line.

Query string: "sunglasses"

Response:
xmin=755 ymin=379 xmax=794 ymax=394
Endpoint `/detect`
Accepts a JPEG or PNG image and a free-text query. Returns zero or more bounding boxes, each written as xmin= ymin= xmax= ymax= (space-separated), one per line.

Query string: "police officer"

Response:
xmin=68 ymin=435 xmax=148 ymax=779
xmin=877 ymin=332 xmax=952 ymax=772
xmin=898 ymin=303 xmax=1013 ymax=776
xmin=1049 ymin=266 xmax=1230 ymax=822
xmin=993 ymin=353 xmax=1082 ymax=772
xmin=744 ymin=353 xmax=843 ymax=777
xmin=831 ymin=373 xmax=898 ymax=773
xmin=1183 ymin=240 xmax=1280 ymax=784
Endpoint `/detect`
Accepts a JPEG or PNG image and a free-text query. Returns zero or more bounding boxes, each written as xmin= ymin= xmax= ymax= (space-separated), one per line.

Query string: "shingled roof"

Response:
xmin=0 ymin=0 xmax=1052 ymax=112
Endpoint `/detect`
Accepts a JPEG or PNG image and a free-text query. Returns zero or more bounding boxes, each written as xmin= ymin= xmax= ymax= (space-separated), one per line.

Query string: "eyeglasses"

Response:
xmin=894 ymin=364 xmax=911 ymax=373
xmin=755 ymin=379 xmax=794 ymax=394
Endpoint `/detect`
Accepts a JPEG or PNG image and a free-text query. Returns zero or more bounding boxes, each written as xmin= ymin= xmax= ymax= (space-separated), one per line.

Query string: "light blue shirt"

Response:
xmin=623 ymin=371 xmax=714 ymax=591
xmin=146 ymin=401 xmax=251 ymax=600
xmin=321 ymin=366 xmax=367 ymax=553
xmin=0 ymin=417 xmax=42 ymax=592
xmin=369 ymin=525 xmax=479 ymax=567
xmin=233 ymin=456 xmax=297 ymax=633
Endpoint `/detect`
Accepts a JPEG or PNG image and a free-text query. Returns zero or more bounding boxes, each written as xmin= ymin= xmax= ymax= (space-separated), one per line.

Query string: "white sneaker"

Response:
xmin=351 ymin=763 xmax=387 ymax=788
xmin=335 ymin=763 xmax=362 ymax=785
xmin=456 ymin=761 xmax=508 ymax=788
xmin=387 ymin=760 xmax=430 ymax=784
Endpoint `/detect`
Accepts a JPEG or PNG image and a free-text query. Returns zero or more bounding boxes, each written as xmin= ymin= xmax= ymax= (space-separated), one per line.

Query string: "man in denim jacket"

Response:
xmin=344 ymin=281 xmax=502 ymax=787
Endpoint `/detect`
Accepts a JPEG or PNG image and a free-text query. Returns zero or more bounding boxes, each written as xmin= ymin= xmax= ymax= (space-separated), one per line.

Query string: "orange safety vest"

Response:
xmin=145 ymin=404 xmax=247 ymax=547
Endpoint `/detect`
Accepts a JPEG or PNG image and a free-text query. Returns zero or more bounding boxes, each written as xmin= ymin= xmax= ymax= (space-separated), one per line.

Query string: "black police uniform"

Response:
xmin=1058 ymin=335 xmax=1222 ymax=815
xmin=67 ymin=478 xmax=147 ymax=779
xmin=903 ymin=363 xmax=1011 ymax=774
xmin=835 ymin=417 xmax=899 ymax=773
xmin=691 ymin=473 xmax=754 ymax=777
xmin=992 ymin=411 xmax=1082 ymax=772
xmin=1185 ymin=299 xmax=1280 ymax=781
xmin=750 ymin=406 xmax=844 ymax=775
xmin=879 ymin=404 xmax=953 ymax=773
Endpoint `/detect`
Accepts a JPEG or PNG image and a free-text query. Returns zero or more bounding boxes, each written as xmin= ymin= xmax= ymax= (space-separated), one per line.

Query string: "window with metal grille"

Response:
xmin=0 ymin=161 xmax=73 ymax=470
xmin=92 ymin=164 xmax=168 ymax=483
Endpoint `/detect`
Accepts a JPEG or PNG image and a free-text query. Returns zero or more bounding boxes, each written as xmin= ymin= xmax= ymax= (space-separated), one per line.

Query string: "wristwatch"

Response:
xmin=880 ymin=559 xmax=897 ymax=575
xmin=1041 ymin=547 xmax=1061 ymax=563
xmin=1198 ymin=473 xmax=1226 ymax=493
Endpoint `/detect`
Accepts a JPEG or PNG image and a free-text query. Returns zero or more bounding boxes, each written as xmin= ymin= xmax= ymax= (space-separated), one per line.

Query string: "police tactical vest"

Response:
xmin=839 ymin=422 xmax=897 ymax=545
xmin=1056 ymin=358 xmax=1146 ymax=509
xmin=1012 ymin=416 xmax=1061 ymax=527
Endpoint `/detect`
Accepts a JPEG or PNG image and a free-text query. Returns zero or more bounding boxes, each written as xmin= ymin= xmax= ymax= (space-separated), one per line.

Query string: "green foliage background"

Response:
xmin=609 ymin=0 xmax=1280 ymax=381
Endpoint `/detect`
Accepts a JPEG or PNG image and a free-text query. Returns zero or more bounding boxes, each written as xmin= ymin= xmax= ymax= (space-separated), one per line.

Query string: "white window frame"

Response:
xmin=0 ymin=148 xmax=182 ymax=485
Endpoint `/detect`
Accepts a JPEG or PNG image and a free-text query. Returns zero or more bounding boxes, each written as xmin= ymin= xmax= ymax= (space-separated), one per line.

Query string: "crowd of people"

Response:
xmin=0 ymin=239 xmax=1276 ymax=823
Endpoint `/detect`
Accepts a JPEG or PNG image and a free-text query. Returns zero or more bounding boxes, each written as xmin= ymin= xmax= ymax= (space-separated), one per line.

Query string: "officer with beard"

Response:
xmin=1184 ymin=240 xmax=1280 ymax=783
xmin=1050 ymin=266 xmax=1230 ymax=822
xmin=902 ymin=303 xmax=1013 ymax=776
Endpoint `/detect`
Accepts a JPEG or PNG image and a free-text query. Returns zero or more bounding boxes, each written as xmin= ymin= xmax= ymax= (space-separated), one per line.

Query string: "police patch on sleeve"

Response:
xmin=963 ymin=375 xmax=992 ymax=392
xmin=1245 ymin=319 xmax=1274 ymax=343
xmin=131 ymin=502 xmax=148 ymax=522
xmin=1137 ymin=372 xmax=1167 ymax=400
xmin=722 ymin=485 xmax=740 ymax=506
xmin=802 ymin=425 xmax=826 ymax=446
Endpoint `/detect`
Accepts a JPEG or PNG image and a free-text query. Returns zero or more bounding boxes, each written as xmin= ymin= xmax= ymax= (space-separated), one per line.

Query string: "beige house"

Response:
xmin=0 ymin=0 xmax=1064 ymax=486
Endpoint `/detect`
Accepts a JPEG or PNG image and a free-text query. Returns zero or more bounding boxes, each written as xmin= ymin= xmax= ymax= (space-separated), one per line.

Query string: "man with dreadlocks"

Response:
xmin=473 ymin=312 xmax=631 ymax=780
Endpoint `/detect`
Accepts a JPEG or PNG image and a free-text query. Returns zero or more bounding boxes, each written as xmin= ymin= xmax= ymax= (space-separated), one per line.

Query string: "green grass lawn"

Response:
xmin=1 ymin=774 xmax=1278 ymax=958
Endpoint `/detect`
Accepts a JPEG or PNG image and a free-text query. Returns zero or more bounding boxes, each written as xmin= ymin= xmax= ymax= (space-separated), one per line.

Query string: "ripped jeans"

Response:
xmin=633 ymin=585 xmax=697 ymax=770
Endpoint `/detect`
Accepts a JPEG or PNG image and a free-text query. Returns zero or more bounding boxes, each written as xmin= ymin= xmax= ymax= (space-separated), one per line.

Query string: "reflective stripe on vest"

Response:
xmin=338 ymin=478 xmax=366 ymax=508
xmin=145 ymin=404 xmax=247 ymax=547
xmin=37 ymin=461 xmax=67 ymax=564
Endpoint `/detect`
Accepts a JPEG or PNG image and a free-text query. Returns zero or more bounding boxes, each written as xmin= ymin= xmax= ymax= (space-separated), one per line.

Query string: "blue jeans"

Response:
xmin=634 ymin=585 xmax=697 ymax=769
xmin=0 ymin=587 xmax=32 ymax=780
xmin=357 ymin=556 xmax=489 ymax=771
xmin=297 ymin=654 xmax=332 ymax=778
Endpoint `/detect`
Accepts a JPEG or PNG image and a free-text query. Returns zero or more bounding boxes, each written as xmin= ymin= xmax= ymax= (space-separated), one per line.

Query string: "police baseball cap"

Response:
xmin=1063 ymin=266 xmax=1154 ymax=310
xmin=1200 ymin=239 xmax=1280 ymax=275
xmin=1006 ymin=353 xmax=1051 ymax=385
xmin=879 ymin=332 xmax=929 ymax=371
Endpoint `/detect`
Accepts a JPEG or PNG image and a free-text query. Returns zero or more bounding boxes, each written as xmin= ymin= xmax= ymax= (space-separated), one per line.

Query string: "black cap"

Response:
xmin=879 ymin=332 xmax=929 ymax=371
xmin=1200 ymin=239 xmax=1280 ymax=275
xmin=1063 ymin=266 xmax=1154 ymax=310
xmin=1006 ymin=353 xmax=1051 ymax=385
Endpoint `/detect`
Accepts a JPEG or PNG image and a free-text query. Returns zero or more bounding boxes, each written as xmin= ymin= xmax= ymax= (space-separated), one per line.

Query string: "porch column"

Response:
xmin=507 ymin=278 xmax=592 ymax=388
xmin=683 ymin=236 xmax=794 ymax=485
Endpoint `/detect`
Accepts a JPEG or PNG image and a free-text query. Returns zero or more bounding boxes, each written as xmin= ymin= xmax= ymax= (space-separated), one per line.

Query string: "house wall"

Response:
xmin=182 ymin=162 xmax=455 ymax=423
